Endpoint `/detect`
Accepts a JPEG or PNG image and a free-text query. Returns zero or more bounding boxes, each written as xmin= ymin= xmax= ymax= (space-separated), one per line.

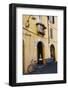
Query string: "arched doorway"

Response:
xmin=50 ymin=44 xmax=55 ymax=61
xmin=37 ymin=41 xmax=44 ymax=64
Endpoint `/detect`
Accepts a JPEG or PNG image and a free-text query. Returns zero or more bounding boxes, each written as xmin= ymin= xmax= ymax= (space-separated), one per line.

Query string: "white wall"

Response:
xmin=0 ymin=0 xmax=68 ymax=89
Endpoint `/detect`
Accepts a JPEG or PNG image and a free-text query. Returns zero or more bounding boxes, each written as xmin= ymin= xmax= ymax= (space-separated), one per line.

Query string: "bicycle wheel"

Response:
xmin=27 ymin=64 xmax=34 ymax=73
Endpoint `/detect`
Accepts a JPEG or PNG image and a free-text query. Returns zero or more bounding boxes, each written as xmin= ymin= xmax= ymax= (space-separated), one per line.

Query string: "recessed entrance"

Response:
xmin=50 ymin=44 xmax=55 ymax=60
xmin=37 ymin=41 xmax=44 ymax=64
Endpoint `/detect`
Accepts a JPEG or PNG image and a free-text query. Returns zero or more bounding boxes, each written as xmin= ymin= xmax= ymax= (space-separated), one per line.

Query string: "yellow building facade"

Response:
xmin=22 ymin=15 xmax=57 ymax=74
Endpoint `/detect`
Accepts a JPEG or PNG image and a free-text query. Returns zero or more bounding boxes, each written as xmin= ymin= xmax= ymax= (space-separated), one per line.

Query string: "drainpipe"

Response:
xmin=47 ymin=16 xmax=50 ymax=44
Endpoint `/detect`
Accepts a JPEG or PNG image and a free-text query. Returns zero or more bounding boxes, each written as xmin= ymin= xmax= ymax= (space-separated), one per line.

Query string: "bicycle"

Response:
xmin=27 ymin=59 xmax=37 ymax=74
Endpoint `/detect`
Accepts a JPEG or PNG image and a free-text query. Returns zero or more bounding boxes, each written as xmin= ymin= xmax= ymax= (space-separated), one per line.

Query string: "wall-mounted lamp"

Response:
xmin=36 ymin=23 xmax=47 ymax=35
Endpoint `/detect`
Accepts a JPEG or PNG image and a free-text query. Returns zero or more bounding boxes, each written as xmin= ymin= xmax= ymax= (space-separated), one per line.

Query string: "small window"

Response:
xmin=47 ymin=16 xmax=49 ymax=20
xmin=52 ymin=16 xmax=54 ymax=24
xmin=50 ymin=28 xmax=53 ymax=39
xmin=48 ymin=16 xmax=55 ymax=24
xmin=37 ymin=16 xmax=42 ymax=23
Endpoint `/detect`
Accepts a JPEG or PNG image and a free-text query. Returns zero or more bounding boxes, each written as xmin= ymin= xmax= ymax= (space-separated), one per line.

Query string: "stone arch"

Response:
xmin=37 ymin=41 xmax=45 ymax=64
xmin=50 ymin=44 xmax=55 ymax=61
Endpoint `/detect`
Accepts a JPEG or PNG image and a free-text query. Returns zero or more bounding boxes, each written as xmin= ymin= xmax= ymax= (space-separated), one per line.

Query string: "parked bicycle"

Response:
xmin=27 ymin=59 xmax=37 ymax=73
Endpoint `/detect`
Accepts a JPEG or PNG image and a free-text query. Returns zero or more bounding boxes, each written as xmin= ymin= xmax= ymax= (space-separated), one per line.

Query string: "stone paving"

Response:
xmin=28 ymin=60 xmax=57 ymax=74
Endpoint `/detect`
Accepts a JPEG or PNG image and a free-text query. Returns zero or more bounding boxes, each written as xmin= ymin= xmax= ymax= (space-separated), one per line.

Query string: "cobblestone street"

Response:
xmin=28 ymin=60 xmax=57 ymax=74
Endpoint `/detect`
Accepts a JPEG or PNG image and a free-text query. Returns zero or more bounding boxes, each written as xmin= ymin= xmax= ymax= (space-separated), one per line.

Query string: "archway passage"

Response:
xmin=37 ymin=41 xmax=44 ymax=64
xmin=50 ymin=44 xmax=55 ymax=61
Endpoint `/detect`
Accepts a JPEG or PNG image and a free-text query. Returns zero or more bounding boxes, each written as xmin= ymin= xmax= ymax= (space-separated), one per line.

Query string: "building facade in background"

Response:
xmin=23 ymin=15 xmax=57 ymax=74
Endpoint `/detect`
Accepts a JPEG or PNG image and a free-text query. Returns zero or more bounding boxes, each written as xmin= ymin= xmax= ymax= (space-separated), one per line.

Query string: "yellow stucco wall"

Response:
xmin=23 ymin=15 xmax=57 ymax=74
